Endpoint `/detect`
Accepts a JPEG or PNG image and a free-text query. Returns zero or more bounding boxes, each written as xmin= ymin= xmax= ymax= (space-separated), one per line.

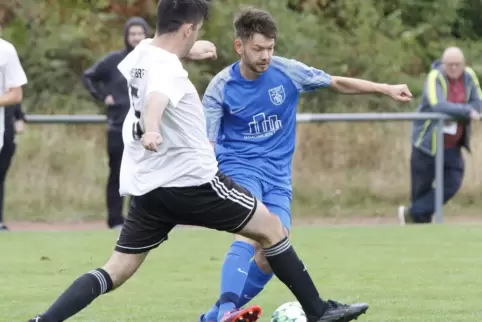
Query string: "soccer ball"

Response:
xmin=271 ymin=301 xmax=307 ymax=322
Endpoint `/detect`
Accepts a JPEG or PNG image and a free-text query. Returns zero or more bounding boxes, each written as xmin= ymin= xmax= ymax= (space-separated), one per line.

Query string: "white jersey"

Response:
xmin=0 ymin=38 xmax=27 ymax=149
xmin=117 ymin=39 xmax=218 ymax=196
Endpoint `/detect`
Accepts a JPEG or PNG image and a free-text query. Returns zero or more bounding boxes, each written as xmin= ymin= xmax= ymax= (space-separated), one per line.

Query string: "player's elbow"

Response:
xmin=329 ymin=76 xmax=342 ymax=91
xmin=328 ymin=76 xmax=354 ymax=94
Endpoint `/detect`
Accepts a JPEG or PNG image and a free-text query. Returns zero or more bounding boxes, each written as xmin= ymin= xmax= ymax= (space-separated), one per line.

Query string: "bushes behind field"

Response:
xmin=3 ymin=0 xmax=482 ymax=220
xmin=5 ymin=0 xmax=482 ymax=114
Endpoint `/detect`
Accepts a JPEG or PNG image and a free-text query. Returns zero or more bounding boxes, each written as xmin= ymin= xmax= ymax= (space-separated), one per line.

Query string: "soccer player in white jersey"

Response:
xmin=0 ymin=26 xmax=28 ymax=231
xmin=28 ymin=1 xmax=368 ymax=321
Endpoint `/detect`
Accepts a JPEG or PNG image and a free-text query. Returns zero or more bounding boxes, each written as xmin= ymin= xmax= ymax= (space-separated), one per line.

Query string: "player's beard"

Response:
xmin=245 ymin=58 xmax=270 ymax=75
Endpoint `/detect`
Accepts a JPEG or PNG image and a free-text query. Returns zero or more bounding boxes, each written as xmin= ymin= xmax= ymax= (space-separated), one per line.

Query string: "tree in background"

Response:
xmin=3 ymin=0 xmax=482 ymax=114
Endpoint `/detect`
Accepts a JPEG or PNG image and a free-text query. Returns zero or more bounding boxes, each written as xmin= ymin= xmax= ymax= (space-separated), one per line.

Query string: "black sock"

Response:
xmin=263 ymin=237 xmax=327 ymax=317
xmin=42 ymin=268 xmax=113 ymax=321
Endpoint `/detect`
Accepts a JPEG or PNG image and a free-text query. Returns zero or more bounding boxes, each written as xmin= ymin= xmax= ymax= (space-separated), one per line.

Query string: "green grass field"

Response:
xmin=1 ymin=225 xmax=481 ymax=322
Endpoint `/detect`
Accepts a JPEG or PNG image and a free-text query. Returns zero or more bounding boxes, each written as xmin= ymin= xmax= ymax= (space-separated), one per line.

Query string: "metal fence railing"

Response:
xmin=25 ymin=112 xmax=450 ymax=223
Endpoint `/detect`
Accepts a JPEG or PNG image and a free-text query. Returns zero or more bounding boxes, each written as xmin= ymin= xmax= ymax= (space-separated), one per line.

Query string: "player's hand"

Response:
xmin=187 ymin=40 xmax=217 ymax=60
xmin=141 ymin=132 xmax=163 ymax=152
xmin=385 ymin=84 xmax=412 ymax=102
xmin=470 ymin=109 xmax=480 ymax=121
xmin=104 ymin=95 xmax=115 ymax=105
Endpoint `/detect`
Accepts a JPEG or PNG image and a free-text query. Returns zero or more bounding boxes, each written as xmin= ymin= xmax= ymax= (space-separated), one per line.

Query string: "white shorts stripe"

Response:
xmin=210 ymin=176 xmax=254 ymax=209
xmin=116 ymin=237 xmax=166 ymax=251
xmin=213 ymin=176 xmax=254 ymax=205
xmin=229 ymin=203 xmax=257 ymax=232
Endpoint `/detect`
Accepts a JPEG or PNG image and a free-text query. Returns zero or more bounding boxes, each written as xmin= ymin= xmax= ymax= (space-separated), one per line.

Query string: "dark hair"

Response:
xmin=233 ymin=7 xmax=277 ymax=40
xmin=156 ymin=0 xmax=210 ymax=35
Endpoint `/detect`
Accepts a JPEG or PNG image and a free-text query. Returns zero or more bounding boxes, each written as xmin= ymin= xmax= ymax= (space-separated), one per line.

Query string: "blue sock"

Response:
xmin=236 ymin=259 xmax=274 ymax=308
xmin=216 ymin=241 xmax=255 ymax=322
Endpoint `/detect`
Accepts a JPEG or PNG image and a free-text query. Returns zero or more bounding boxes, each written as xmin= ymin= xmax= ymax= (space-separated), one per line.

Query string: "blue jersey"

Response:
xmin=203 ymin=56 xmax=332 ymax=190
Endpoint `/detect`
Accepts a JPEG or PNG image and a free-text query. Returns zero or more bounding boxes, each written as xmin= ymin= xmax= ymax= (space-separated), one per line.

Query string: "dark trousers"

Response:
xmin=0 ymin=141 xmax=15 ymax=223
xmin=106 ymin=130 xmax=125 ymax=228
xmin=409 ymin=147 xmax=464 ymax=223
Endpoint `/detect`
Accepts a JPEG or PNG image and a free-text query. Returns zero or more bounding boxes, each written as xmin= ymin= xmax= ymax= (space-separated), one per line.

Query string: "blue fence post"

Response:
xmin=434 ymin=118 xmax=445 ymax=223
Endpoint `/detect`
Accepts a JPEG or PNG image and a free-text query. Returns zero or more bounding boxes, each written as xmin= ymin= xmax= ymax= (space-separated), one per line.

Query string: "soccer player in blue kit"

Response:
xmin=200 ymin=7 xmax=413 ymax=322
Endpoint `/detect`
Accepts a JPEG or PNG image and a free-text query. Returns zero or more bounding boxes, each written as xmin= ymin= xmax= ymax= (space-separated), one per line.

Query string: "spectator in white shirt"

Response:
xmin=0 ymin=23 xmax=28 ymax=231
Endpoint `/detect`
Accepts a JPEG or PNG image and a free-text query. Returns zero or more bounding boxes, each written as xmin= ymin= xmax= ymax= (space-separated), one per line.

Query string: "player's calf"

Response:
xmin=231 ymin=243 xmax=274 ymax=310
xmin=27 ymin=251 xmax=147 ymax=322
xmin=202 ymin=237 xmax=277 ymax=322
xmin=234 ymin=226 xmax=289 ymax=309
xmin=102 ymin=251 xmax=147 ymax=288
xmin=239 ymin=206 xmax=285 ymax=248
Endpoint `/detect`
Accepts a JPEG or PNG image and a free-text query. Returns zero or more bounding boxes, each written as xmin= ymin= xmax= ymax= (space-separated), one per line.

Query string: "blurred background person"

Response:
xmin=0 ymin=23 xmax=28 ymax=231
xmin=399 ymin=47 xmax=482 ymax=225
xmin=82 ymin=17 xmax=149 ymax=229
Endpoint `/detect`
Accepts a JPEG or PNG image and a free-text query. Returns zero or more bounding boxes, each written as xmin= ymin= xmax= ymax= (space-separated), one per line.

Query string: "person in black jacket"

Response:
xmin=82 ymin=17 xmax=149 ymax=229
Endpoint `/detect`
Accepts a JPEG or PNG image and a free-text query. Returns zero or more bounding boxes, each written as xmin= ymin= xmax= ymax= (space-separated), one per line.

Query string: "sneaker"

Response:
xmin=0 ymin=224 xmax=8 ymax=232
xmin=220 ymin=305 xmax=262 ymax=322
xmin=308 ymin=300 xmax=369 ymax=322
xmin=198 ymin=313 xmax=215 ymax=322
xmin=27 ymin=315 xmax=43 ymax=322
xmin=397 ymin=206 xmax=413 ymax=225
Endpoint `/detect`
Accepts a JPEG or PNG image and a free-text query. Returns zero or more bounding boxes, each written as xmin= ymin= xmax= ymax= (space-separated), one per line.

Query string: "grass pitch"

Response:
xmin=1 ymin=224 xmax=481 ymax=321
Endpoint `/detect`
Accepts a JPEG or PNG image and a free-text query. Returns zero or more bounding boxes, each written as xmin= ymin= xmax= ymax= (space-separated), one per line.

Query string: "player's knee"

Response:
xmin=102 ymin=251 xmax=146 ymax=289
xmin=254 ymin=225 xmax=288 ymax=273
xmin=255 ymin=214 xmax=285 ymax=248
xmin=239 ymin=203 xmax=286 ymax=247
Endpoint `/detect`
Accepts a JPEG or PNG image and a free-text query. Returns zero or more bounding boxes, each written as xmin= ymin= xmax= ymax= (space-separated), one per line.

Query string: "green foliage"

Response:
xmin=4 ymin=0 xmax=482 ymax=114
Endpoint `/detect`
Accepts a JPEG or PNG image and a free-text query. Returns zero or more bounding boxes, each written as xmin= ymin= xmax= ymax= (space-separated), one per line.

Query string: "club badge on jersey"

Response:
xmin=268 ymin=85 xmax=286 ymax=106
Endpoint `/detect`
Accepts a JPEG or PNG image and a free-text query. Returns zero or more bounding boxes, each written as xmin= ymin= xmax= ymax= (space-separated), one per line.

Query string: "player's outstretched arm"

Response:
xmin=272 ymin=57 xmax=412 ymax=103
xmin=329 ymin=76 xmax=413 ymax=102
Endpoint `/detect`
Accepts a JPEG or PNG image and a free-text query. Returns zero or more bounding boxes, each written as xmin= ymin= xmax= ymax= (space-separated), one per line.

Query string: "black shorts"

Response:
xmin=115 ymin=171 xmax=257 ymax=254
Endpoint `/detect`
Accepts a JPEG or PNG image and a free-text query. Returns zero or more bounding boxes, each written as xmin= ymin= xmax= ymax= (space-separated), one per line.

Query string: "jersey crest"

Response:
xmin=268 ymin=85 xmax=286 ymax=105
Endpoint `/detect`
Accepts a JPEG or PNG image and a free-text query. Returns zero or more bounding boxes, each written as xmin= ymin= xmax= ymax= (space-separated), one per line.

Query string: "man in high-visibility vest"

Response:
xmin=399 ymin=47 xmax=482 ymax=224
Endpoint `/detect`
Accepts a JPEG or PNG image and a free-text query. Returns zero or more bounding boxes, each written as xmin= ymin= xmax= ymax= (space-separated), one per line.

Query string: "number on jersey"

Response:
xmin=129 ymin=67 xmax=146 ymax=118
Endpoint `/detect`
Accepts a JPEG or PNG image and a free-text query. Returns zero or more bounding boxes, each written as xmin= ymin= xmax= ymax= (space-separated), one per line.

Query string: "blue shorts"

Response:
xmin=230 ymin=174 xmax=292 ymax=231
